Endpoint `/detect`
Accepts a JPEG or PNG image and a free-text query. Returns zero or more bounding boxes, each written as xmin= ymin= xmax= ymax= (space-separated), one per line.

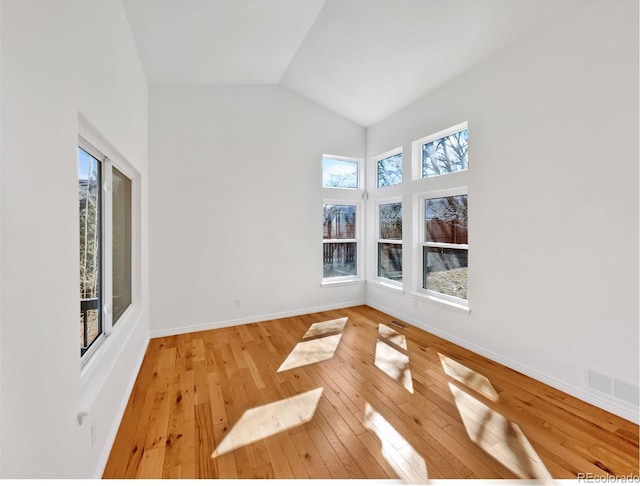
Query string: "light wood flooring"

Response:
xmin=103 ymin=305 xmax=639 ymax=480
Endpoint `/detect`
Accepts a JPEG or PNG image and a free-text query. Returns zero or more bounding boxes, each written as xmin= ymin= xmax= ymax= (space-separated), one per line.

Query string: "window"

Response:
xmin=421 ymin=192 xmax=468 ymax=303
xmin=322 ymin=156 xmax=359 ymax=189
xmin=322 ymin=155 xmax=363 ymax=284
xmin=378 ymin=201 xmax=402 ymax=283
xmin=79 ymin=147 xmax=102 ymax=354
xmin=414 ymin=124 xmax=468 ymax=179
xmin=377 ymin=152 xmax=402 ymax=187
xmin=112 ymin=167 xmax=132 ymax=323
xmin=323 ymin=204 xmax=358 ymax=278
xmin=79 ymin=137 xmax=133 ymax=359
xmin=412 ymin=122 xmax=469 ymax=310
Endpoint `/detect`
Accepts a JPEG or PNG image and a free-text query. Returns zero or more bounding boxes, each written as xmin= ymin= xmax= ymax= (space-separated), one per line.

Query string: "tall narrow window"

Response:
xmin=378 ymin=202 xmax=402 ymax=282
xmin=112 ymin=167 xmax=132 ymax=323
xmin=321 ymin=154 xmax=362 ymax=284
xmin=422 ymin=194 xmax=468 ymax=301
xmin=323 ymin=204 xmax=358 ymax=278
xmin=78 ymin=136 xmax=134 ymax=360
xmin=79 ymin=147 xmax=102 ymax=355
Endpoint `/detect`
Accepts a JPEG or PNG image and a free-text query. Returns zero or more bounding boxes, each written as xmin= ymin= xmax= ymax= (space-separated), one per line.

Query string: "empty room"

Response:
xmin=0 ymin=0 xmax=638 ymax=481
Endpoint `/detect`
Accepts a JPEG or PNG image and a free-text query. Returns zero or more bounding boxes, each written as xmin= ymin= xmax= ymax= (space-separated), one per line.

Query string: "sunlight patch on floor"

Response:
xmin=438 ymin=353 xmax=499 ymax=401
xmin=212 ymin=388 xmax=323 ymax=458
xmin=448 ymin=383 xmax=553 ymax=484
xmin=374 ymin=323 xmax=414 ymax=393
xmin=278 ymin=333 xmax=343 ymax=372
xmin=363 ymin=402 xmax=428 ymax=484
xmin=303 ymin=317 xmax=348 ymax=339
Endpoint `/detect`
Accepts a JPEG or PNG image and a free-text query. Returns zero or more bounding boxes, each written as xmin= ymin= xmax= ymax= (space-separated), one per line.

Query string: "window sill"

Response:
xmin=411 ymin=292 xmax=471 ymax=314
xmin=369 ymin=279 xmax=404 ymax=295
xmin=321 ymin=278 xmax=365 ymax=288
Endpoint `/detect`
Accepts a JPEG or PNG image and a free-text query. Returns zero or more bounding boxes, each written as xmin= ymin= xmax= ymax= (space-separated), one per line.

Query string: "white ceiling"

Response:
xmin=123 ymin=0 xmax=592 ymax=126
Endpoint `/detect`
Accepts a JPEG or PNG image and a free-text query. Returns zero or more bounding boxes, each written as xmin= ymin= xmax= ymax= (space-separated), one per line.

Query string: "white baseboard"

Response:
xmin=150 ymin=300 xmax=366 ymax=338
xmin=368 ymin=302 xmax=639 ymax=424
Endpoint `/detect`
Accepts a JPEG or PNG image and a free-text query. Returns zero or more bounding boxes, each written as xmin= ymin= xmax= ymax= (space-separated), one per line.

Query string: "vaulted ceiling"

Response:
xmin=123 ymin=0 xmax=592 ymax=126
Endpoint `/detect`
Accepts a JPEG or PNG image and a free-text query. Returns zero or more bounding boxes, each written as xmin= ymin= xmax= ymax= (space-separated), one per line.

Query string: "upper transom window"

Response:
xmin=416 ymin=125 xmax=468 ymax=178
xmin=322 ymin=156 xmax=359 ymax=189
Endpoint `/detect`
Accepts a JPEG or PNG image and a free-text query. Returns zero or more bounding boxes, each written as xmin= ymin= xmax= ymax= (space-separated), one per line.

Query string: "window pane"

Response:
xmin=377 ymin=153 xmax=402 ymax=187
xmin=78 ymin=147 xmax=102 ymax=354
xmin=323 ymin=243 xmax=357 ymax=278
xmin=323 ymin=204 xmax=356 ymax=239
xmin=379 ymin=202 xmax=402 ymax=240
xmin=423 ymin=247 xmax=468 ymax=299
xmin=112 ymin=167 xmax=132 ymax=324
xmin=425 ymin=195 xmax=468 ymax=244
xmin=422 ymin=129 xmax=468 ymax=177
xmin=322 ymin=157 xmax=358 ymax=189
xmin=378 ymin=243 xmax=402 ymax=281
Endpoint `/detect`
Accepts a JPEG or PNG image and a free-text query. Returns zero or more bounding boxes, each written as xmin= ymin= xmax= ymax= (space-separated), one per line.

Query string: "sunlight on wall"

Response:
xmin=212 ymin=388 xmax=323 ymax=458
xmin=438 ymin=353 xmax=499 ymax=401
xmin=363 ymin=402 xmax=428 ymax=484
xmin=374 ymin=323 xmax=414 ymax=393
xmin=448 ymin=383 xmax=553 ymax=484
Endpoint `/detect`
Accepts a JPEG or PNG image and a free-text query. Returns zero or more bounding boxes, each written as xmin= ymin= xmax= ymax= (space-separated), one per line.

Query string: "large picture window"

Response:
xmin=79 ymin=138 xmax=133 ymax=359
xmin=378 ymin=202 xmax=402 ymax=283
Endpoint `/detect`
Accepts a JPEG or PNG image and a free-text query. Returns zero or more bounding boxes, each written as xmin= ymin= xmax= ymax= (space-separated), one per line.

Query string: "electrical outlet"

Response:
xmin=234 ymin=299 xmax=241 ymax=306
xmin=413 ymin=299 xmax=418 ymax=309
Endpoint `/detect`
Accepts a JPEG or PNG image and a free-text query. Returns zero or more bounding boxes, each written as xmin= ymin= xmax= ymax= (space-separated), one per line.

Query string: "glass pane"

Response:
xmin=112 ymin=167 xmax=132 ymax=324
xmin=378 ymin=243 xmax=402 ymax=281
xmin=377 ymin=153 xmax=402 ymax=187
xmin=425 ymin=195 xmax=467 ymax=244
xmin=423 ymin=247 xmax=468 ymax=299
xmin=323 ymin=243 xmax=357 ymax=278
xmin=379 ymin=202 xmax=402 ymax=240
xmin=78 ymin=147 xmax=102 ymax=354
xmin=422 ymin=129 xmax=468 ymax=177
xmin=322 ymin=157 xmax=358 ymax=189
xmin=323 ymin=204 xmax=356 ymax=239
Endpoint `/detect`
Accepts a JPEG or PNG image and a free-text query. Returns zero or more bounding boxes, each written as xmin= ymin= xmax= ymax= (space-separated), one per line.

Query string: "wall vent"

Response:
xmin=613 ymin=380 xmax=640 ymax=406
xmin=587 ymin=369 xmax=639 ymax=406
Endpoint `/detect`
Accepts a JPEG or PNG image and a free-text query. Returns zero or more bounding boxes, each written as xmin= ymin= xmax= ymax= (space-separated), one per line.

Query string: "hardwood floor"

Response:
xmin=103 ymin=305 xmax=639 ymax=480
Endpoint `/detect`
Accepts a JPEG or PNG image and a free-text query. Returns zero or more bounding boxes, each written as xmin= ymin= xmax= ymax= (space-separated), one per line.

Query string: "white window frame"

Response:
xmin=376 ymin=197 xmax=403 ymax=289
xmin=412 ymin=121 xmax=468 ymax=181
xmin=322 ymin=154 xmax=364 ymax=191
xmin=79 ymin=133 xmax=138 ymax=368
xmin=415 ymin=186 xmax=469 ymax=310
xmin=375 ymin=147 xmax=403 ymax=188
xmin=321 ymin=199 xmax=363 ymax=285
xmin=321 ymin=154 xmax=364 ymax=286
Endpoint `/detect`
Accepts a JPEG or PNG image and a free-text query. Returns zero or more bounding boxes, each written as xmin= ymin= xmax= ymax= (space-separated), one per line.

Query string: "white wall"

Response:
xmin=365 ymin=0 xmax=639 ymax=421
xmin=1 ymin=0 xmax=149 ymax=478
xmin=149 ymin=86 xmax=365 ymax=336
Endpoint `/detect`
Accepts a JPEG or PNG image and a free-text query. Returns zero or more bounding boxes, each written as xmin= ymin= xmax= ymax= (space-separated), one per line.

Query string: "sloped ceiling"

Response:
xmin=123 ymin=0 xmax=592 ymax=126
